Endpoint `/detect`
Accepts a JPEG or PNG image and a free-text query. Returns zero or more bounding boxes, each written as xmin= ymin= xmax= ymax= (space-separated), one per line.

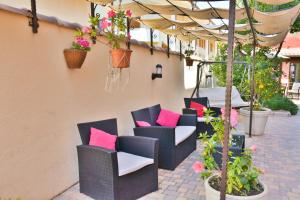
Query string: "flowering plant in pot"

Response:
xmin=184 ymin=45 xmax=194 ymax=66
xmin=194 ymin=109 xmax=267 ymax=200
xmin=64 ymin=28 xmax=91 ymax=69
xmin=97 ymin=9 xmax=132 ymax=68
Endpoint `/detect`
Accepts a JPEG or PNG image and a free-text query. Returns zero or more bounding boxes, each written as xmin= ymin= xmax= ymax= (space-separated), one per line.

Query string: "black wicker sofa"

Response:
xmin=183 ymin=97 xmax=221 ymax=137
xmin=77 ymin=118 xmax=159 ymax=200
xmin=131 ymin=104 xmax=197 ymax=170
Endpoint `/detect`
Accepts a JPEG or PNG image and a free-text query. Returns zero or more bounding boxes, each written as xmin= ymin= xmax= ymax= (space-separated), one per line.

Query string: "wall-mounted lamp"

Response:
xmin=152 ymin=64 xmax=162 ymax=80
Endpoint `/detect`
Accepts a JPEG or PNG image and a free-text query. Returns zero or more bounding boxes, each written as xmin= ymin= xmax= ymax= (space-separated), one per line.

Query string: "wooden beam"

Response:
xmin=219 ymin=0 xmax=236 ymax=199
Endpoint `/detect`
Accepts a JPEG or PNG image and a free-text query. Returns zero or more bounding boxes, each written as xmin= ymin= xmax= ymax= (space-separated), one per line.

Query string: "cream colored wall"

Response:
xmin=0 ymin=10 xmax=187 ymax=200
xmin=0 ymin=0 xmax=91 ymax=25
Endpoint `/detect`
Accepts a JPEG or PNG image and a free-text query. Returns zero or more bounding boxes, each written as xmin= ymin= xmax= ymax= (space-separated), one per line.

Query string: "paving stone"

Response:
xmin=54 ymin=104 xmax=300 ymax=200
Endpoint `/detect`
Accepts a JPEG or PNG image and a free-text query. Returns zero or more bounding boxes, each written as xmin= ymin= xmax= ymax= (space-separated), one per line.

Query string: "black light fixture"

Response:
xmin=152 ymin=64 xmax=162 ymax=80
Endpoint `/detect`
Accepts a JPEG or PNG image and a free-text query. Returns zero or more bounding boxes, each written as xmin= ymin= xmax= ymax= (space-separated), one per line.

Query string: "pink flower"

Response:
xmin=100 ymin=18 xmax=111 ymax=30
xmin=192 ymin=161 xmax=204 ymax=173
xmin=82 ymin=26 xmax=92 ymax=34
xmin=75 ymin=37 xmax=90 ymax=48
xmin=249 ymin=144 xmax=257 ymax=153
xmin=126 ymin=9 xmax=132 ymax=17
xmin=221 ymin=107 xmax=238 ymax=128
xmin=108 ymin=10 xmax=116 ymax=18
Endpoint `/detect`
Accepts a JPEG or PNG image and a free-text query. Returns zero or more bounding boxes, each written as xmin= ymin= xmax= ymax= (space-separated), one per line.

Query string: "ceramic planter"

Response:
xmin=205 ymin=176 xmax=267 ymax=200
xmin=111 ymin=48 xmax=132 ymax=68
xmin=185 ymin=56 xmax=194 ymax=66
xmin=63 ymin=49 xmax=87 ymax=69
xmin=240 ymin=107 xmax=271 ymax=136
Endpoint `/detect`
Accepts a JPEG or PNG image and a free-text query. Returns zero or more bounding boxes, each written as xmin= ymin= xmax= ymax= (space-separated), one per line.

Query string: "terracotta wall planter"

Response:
xmin=63 ymin=49 xmax=87 ymax=69
xmin=185 ymin=57 xmax=194 ymax=66
xmin=111 ymin=48 xmax=132 ymax=68
xmin=205 ymin=176 xmax=267 ymax=200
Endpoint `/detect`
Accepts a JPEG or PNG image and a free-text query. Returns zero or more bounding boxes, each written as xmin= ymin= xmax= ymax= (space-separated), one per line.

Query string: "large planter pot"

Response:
xmin=111 ymin=48 xmax=132 ymax=68
xmin=63 ymin=49 xmax=87 ymax=69
xmin=185 ymin=56 xmax=194 ymax=66
xmin=205 ymin=176 xmax=267 ymax=200
xmin=213 ymin=134 xmax=245 ymax=168
xmin=240 ymin=107 xmax=271 ymax=136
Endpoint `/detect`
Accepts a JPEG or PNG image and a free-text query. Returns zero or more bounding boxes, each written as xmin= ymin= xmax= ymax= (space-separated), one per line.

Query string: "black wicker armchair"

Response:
xmin=183 ymin=97 xmax=221 ymax=137
xmin=77 ymin=118 xmax=159 ymax=200
xmin=131 ymin=104 xmax=197 ymax=170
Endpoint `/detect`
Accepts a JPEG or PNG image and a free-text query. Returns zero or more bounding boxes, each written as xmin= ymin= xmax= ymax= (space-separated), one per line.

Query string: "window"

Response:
xmin=198 ymin=39 xmax=206 ymax=49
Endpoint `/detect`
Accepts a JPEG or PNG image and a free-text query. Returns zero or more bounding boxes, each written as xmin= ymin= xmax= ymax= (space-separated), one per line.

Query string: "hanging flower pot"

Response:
xmin=185 ymin=56 xmax=194 ymax=66
xmin=63 ymin=49 xmax=87 ymax=69
xmin=111 ymin=48 xmax=132 ymax=68
xmin=64 ymin=29 xmax=91 ymax=69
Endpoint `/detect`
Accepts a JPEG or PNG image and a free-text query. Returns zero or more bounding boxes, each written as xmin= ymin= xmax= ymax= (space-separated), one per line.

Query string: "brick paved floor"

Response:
xmin=54 ymin=103 xmax=300 ymax=200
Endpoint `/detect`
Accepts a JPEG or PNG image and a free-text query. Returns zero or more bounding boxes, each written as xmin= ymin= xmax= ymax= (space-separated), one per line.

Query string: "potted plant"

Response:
xmin=194 ymin=109 xmax=267 ymax=200
xmin=240 ymin=72 xmax=272 ymax=136
xmin=184 ymin=48 xmax=194 ymax=67
xmin=98 ymin=9 xmax=132 ymax=68
xmin=64 ymin=28 xmax=91 ymax=69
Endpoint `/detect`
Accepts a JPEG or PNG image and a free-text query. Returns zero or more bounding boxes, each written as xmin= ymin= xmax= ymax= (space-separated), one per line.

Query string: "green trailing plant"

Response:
xmin=193 ymin=109 xmax=264 ymax=196
xmin=184 ymin=49 xmax=194 ymax=57
xmin=264 ymin=95 xmax=299 ymax=115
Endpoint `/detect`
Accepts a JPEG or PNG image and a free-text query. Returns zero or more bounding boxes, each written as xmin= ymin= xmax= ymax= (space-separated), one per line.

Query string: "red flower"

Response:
xmin=192 ymin=161 xmax=204 ymax=173
xmin=126 ymin=9 xmax=132 ymax=17
xmin=108 ymin=10 xmax=116 ymax=18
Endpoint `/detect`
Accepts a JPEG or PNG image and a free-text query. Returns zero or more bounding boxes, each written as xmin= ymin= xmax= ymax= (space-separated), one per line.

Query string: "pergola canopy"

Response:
xmin=88 ymin=0 xmax=300 ymax=47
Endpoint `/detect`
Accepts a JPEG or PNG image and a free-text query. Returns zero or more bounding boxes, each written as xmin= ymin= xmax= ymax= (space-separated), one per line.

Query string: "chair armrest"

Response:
xmin=133 ymin=127 xmax=175 ymax=148
xmin=209 ymin=107 xmax=221 ymax=117
xmin=182 ymin=108 xmax=197 ymax=115
xmin=118 ymin=136 xmax=159 ymax=161
xmin=77 ymin=145 xmax=118 ymax=178
xmin=177 ymin=114 xmax=197 ymax=126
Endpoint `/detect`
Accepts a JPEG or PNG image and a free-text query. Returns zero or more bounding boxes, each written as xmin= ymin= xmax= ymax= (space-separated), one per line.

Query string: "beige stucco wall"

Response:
xmin=0 ymin=9 xmax=190 ymax=200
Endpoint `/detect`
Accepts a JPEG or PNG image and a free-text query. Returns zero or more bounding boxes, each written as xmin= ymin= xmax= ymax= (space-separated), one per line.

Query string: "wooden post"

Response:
xmin=249 ymin=44 xmax=256 ymax=137
xmin=219 ymin=0 xmax=236 ymax=199
xmin=150 ymin=28 xmax=154 ymax=55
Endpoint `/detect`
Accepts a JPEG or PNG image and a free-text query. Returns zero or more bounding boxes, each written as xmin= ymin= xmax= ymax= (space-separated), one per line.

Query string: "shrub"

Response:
xmin=264 ymin=95 xmax=299 ymax=115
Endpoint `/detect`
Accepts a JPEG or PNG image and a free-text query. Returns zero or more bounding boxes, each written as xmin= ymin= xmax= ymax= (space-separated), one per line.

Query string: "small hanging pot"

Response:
xmin=185 ymin=56 xmax=194 ymax=66
xmin=63 ymin=49 xmax=87 ymax=69
xmin=111 ymin=48 xmax=132 ymax=68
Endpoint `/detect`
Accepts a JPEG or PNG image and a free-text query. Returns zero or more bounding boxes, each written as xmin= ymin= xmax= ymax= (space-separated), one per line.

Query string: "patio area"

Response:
xmin=54 ymin=102 xmax=300 ymax=200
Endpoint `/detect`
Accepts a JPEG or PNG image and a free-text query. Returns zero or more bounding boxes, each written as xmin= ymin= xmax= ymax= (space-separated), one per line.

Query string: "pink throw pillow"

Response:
xmin=156 ymin=109 xmax=181 ymax=127
xmin=89 ymin=127 xmax=117 ymax=151
xmin=190 ymin=101 xmax=207 ymax=117
xmin=136 ymin=121 xmax=151 ymax=127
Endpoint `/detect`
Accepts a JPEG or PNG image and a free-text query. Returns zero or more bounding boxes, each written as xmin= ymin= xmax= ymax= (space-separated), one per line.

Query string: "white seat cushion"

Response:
xmin=117 ymin=152 xmax=154 ymax=176
xmin=197 ymin=116 xmax=215 ymax=122
xmin=175 ymin=126 xmax=196 ymax=146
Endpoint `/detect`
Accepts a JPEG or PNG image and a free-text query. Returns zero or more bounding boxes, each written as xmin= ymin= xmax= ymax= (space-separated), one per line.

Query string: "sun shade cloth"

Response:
xmin=88 ymin=0 xmax=300 ymax=47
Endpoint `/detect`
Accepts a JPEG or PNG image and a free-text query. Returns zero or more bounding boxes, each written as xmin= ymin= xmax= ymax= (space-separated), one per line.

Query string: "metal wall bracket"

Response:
xmin=90 ymin=3 xmax=98 ymax=44
xmin=28 ymin=0 xmax=39 ymax=33
xmin=167 ymin=35 xmax=170 ymax=58
xmin=150 ymin=28 xmax=154 ymax=55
